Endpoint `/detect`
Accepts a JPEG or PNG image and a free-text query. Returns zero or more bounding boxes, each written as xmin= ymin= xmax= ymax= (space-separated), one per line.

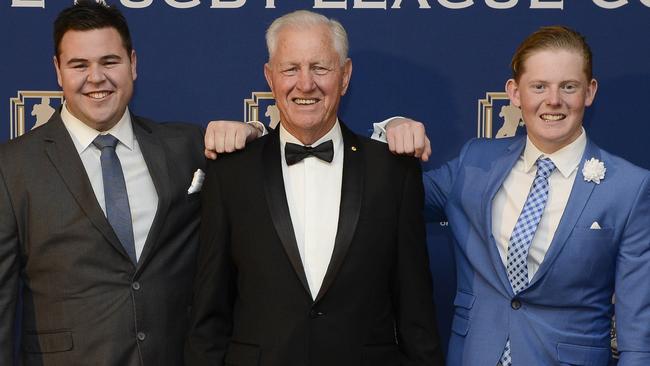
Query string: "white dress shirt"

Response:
xmin=279 ymin=121 xmax=344 ymax=299
xmin=61 ymin=104 xmax=158 ymax=261
xmin=492 ymin=130 xmax=586 ymax=280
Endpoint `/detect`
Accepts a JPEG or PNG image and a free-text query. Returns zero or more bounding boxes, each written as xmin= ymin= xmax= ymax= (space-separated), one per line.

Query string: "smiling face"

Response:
xmin=54 ymin=27 xmax=137 ymax=132
xmin=264 ymin=24 xmax=352 ymax=145
xmin=506 ymin=48 xmax=597 ymax=154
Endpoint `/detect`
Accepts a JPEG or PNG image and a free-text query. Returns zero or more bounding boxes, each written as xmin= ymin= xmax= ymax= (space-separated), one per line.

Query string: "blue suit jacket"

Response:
xmin=424 ymin=135 xmax=650 ymax=366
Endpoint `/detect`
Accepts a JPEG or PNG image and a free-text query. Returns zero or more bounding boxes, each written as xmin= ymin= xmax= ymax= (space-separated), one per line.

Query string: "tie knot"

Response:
xmin=93 ymin=134 xmax=119 ymax=150
xmin=536 ymin=157 xmax=555 ymax=179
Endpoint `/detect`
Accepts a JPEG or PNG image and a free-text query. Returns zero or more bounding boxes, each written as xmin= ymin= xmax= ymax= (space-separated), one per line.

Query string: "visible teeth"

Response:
xmin=541 ymin=114 xmax=564 ymax=121
xmin=87 ymin=91 xmax=110 ymax=99
xmin=294 ymin=98 xmax=317 ymax=105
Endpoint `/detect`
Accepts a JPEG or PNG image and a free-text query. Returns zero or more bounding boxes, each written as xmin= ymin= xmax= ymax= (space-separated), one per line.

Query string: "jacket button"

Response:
xmin=511 ymin=299 xmax=522 ymax=310
xmin=137 ymin=332 xmax=146 ymax=341
xmin=309 ymin=310 xmax=325 ymax=319
xmin=132 ymin=282 xmax=141 ymax=291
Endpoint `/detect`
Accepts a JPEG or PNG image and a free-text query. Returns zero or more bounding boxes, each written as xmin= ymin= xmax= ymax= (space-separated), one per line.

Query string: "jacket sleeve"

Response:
xmin=615 ymin=172 xmax=650 ymax=365
xmin=185 ymin=159 xmax=235 ymax=366
xmin=394 ymin=157 xmax=445 ymax=366
xmin=0 ymin=156 xmax=19 ymax=366
xmin=422 ymin=138 xmax=477 ymax=223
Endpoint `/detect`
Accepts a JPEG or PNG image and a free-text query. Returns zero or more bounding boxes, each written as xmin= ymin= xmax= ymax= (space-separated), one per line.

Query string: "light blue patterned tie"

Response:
xmin=499 ymin=157 xmax=555 ymax=366
xmin=93 ymin=134 xmax=137 ymax=264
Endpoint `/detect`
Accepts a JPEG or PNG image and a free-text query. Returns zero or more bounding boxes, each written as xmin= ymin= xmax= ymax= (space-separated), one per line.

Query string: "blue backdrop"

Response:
xmin=2 ymin=0 xmax=649 ymax=358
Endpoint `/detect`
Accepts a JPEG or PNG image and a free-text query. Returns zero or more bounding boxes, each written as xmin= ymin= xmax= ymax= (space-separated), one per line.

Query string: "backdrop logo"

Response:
xmin=477 ymin=92 xmax=524 ymax=139
xmin=244 ymin=92 xmax=279 ymax=129
xmin=9 ymin=91 xmax=63 ymax=139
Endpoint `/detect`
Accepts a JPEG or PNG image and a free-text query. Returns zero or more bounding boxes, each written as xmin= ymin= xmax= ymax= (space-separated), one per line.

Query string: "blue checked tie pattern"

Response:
xmin=498 ymin=157 xmax=555 ymax=366
xmin=93 ymin=134 xmax=137 ymax=264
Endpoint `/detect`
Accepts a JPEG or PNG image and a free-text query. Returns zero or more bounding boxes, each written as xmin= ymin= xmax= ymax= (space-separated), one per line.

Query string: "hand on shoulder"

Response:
xmin=386 ymin=117 xmax=431 ymax=162
xmin=204 ymin=120 xmax=264 ymax=159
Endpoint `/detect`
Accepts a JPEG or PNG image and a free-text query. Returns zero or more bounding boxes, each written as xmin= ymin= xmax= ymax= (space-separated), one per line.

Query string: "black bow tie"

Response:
xmin=285 ymin=140 xmax=334 ymax=166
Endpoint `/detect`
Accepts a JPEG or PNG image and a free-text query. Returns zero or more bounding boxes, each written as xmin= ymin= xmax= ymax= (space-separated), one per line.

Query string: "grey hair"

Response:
xmin=266 ymin=10 xmax=349 ymax=66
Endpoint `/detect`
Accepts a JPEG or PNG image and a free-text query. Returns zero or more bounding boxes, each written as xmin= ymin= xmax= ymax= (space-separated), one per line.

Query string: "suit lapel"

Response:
xmin=131 ymin=117 xmax=172 ymax=270
xmin=262 ymin=130 xmax=311 ymax=297
xmin=314 ymin=123 xmax=363 ymax=304
xmin=529 ymin=139 xmax=600 ymax=287
xmin=481 ymin=137 xmax=526 ymax=296
xmin=43 ymin=114 xmax=132 ymax=263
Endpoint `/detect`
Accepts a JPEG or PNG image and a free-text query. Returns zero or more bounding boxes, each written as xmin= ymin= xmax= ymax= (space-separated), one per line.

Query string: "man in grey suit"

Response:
xmin=0 ymin=1 xmax=207 ymax=365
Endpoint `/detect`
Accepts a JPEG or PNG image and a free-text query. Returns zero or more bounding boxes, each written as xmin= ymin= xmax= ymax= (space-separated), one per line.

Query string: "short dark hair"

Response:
xmin=511 ymin=26 xmax=593 ymax=81
xmin=53 ymin=0 xmax=132 ymax=57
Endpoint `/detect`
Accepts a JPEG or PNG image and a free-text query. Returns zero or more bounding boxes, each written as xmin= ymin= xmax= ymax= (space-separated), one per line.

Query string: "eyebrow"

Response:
xmin=65 ymin=54 xmax=123 ymax=65
xmin=526 ymin=79 xmax=582 ymax=84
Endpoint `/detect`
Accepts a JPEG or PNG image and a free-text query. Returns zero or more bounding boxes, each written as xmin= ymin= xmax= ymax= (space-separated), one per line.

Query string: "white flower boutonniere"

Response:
xmin=582 ymin=158 xmax=606 ymax=184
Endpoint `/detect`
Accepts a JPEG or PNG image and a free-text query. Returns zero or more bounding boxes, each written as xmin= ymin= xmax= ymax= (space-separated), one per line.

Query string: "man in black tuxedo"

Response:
xmin=185 ymin=10 xmax=444 ymax=366
xmin=0 ymin=2 xmax=207 ymax=365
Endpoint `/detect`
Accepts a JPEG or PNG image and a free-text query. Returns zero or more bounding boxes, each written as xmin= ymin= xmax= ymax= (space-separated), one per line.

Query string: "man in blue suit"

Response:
xmin=376 ymin=26 xmax=650 ymax=365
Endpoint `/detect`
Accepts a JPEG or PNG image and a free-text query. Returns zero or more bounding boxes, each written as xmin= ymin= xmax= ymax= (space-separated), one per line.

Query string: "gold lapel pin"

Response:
xmin=351 ymin=146 xmax=357 ymax=152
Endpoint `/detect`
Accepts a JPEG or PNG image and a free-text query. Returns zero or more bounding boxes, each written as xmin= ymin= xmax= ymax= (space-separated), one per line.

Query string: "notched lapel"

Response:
xmin=530 ymin=140 xmax=600 ymax=287
xmin=482 ymin=137 xmax=526 ymax=296
xmin=131 ymin=118 xmax=172 ymax=270
xmin=314 ymin=124 xmax=363 ymax=303
xmin=262 ymin=131 xmax=311 ymax=297
xmin=43 ymin=115 xmax=132 ymax=263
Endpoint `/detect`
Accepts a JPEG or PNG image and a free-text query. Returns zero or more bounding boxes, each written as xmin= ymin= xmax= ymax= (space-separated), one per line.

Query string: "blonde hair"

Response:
xmin=511 ymin=26 xmax=593 ymax=81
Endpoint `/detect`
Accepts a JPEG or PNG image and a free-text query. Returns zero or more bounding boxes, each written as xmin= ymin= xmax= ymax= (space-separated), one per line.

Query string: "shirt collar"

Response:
xmin=279 ymin=119 xmax=343 ymax=150
xmin=60 ymin=103 xmax=135 ymax=153
xmin=523 ymin=127 xmax=587 ymax=178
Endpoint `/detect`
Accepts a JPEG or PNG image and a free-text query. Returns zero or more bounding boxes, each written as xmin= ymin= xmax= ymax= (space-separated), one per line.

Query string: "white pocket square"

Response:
xmin=187 ymin=169 xmax=205 ymax=194
xmin=590 ymin=221 xmax=602 ymax=230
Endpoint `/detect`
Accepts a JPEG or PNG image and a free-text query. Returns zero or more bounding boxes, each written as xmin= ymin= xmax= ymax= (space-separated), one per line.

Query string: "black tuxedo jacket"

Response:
xmin=186 ymin=123 xmax=444 ymax=366
xmin=0 ymin=113 xmax=205 ymax=366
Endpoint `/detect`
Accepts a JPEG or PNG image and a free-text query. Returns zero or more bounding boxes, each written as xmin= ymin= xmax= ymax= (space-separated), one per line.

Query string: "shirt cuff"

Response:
xmin=246 ymin=120 xmax=268 ymax=137
xmin=371 ymin=116 xmax=405 ymax=143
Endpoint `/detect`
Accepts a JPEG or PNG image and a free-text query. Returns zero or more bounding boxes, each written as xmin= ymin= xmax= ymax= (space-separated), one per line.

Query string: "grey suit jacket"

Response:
xmin=0 ymin=112 xmax=205 ymax=366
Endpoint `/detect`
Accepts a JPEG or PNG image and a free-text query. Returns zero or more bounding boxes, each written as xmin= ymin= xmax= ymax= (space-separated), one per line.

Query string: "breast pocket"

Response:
xmin=570 ymin=227 xmax=614 ymax=241
xmin=186 ymin=191 xmax=201 ymax=202
xmin=552 ymin=227 xmax=617 ymax=281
